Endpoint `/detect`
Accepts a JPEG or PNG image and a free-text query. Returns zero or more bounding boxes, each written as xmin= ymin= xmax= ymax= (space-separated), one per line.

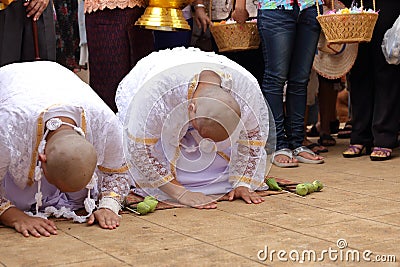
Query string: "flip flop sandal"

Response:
xmin=293 ymin=146 xmax=324 ymax=164
xmin=318 ymin=134 xmax=336 ymax=147
xmin=337 ymin=122 xmax=352 ymax=139
xmin=271 ymin=148 xmax=299 ymax=168
xmin=306 ymin=142 xmax=328 ymax=154
xmin=370 ymin=147 xmax=392 ymax=161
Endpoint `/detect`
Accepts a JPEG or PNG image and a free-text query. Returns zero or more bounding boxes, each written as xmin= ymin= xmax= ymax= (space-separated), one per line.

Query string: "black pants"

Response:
xmin=349 ymin=0 xmax=400 ymax=148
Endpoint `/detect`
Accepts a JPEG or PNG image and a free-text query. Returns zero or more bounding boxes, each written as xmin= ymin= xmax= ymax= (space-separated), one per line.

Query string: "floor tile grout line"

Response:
xmin=59 ymin=230 xmax=132 ymax=266
xmin=320 ymin=187 xmax=400 ymax=202
xmin=215 ymin=209 xmax=399 ymax=254
xmin=131 ymin=215 xmax=267 ymax=266
xmin=216 ymin=209 xmax=360 ymax=249
xmin=321 ymin=170 xmax=400 ymax=184
xmin=218 ymin=197 xmax=400 ymax=230
xmin=47 ymin=256 xmax=126 ymax=267
xmin=254 ymin=195 xmax=400 ymax=227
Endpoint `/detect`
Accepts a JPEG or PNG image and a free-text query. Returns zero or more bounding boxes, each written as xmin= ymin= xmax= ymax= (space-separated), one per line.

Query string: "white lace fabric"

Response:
xmin=0 ymin=61 xmax=130 ymax=218
xmin=84 ymin=0 xmax=146 ymax=14
xmin=116 ymin=48 xmax=274 ymax=192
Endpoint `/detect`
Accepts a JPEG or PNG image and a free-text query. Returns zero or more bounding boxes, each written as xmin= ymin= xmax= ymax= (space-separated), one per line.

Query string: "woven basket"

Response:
xmin=316 ymin=0 xmax=378 ymax=43
xmin=210 ymin=21 xmax=260 ymax=52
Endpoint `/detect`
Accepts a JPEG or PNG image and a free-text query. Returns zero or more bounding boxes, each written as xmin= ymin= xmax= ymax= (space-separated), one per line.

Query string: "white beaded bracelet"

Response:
xmin=98 ymin=197 xmax=122 ymax=216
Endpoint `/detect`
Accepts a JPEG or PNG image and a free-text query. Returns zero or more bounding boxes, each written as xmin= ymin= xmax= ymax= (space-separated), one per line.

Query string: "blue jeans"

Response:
xmin=257 ymin=5 xmax=321 ymax=150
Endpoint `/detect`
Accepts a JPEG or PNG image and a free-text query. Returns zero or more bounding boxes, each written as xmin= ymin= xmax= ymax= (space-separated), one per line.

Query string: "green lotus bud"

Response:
xmin=136 ymin=201 xmax=151 ymax=215
xmin=304 ymin=182 xmax=315 ymax=194
xmin=266 ymin=178 xmax=282 ymax=191
xmin=296 ymin=184 xmax=308 ymax=196
xmin=144 ymin=196 xmax=157 ymax=202
xmin=312 ymin=180 xmax=324 ymax=191
xmin=144 ymin=199 xmax=158 ymax=212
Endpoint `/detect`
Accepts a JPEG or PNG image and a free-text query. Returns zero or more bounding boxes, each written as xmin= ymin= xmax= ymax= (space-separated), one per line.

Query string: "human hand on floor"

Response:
xmin=227 ymin=186 xmax=264 ymax=204
xmin=0 ymin=207 xmax=57 ymax=237
xmin=24 ymin=0 xmax=49 ymax=21
xmin=177 ymin=190 xmax=217 ymax=209
xmin=88 ymin=208 xmax=120 ymax=230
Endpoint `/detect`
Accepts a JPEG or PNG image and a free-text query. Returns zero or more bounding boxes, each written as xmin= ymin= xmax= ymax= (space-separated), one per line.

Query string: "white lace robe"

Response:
xmin=116 ymin=47 xmax=275 ymax=198
xmin=0 ymin=61 xmax=130 ymax=216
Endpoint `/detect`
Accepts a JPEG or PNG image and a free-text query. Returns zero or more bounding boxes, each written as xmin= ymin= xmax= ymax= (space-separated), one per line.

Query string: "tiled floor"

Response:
xmin=1 ymin=70 xmax=399 ymax=266
xmin=1 ymin=138 xmax=399 ymax=267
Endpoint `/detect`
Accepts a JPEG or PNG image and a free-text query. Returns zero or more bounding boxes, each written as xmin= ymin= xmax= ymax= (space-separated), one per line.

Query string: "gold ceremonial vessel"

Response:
xmin=135 ymin=0 xmax=194 ymax=31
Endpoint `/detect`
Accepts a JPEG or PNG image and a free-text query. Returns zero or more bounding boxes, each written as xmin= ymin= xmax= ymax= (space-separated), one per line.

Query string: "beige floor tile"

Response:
xmin=360 ymin=239 xmax=399 ymax=266
xmin=244 ymin=204 xmax=355 ymax=229
xmin=142 ymin=208 xmax=271 ymax=243
xmin=214 ymin=234 xmax=363 ymax=266
xmin=58 ymin=214 xmax=205 ymax=255
xmin=301 ymin=219 xmax=400 ymax=247
xmin=52 ymin=257 xmax=131 ymax=267
xmin=118 ymin=243 xmax=259 ymax=266
xmin=369 ymin=212 xmax=400 ymax=227
xmin=305 ymin=196 xmax=400 ymax=218
xmin=0 ymin=230 xmax=104 ymax=266
xmin=2 ymin=123 xmax=399 ymax=266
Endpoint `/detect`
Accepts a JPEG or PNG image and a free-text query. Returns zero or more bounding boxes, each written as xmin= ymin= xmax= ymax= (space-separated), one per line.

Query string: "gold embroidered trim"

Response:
xmin=230 ymin=176 xmax=264 ymax=187
xmin=187 ymin=74 xmax=198 ymax=100
xmin=170 ymin=147 xmax=180 ymax=179
xmin=127 ymin=132 xmax=158 ymax=145
xmin=217 ymin=151 xmax=230 ymax=162
xmin=28 ymin=105 xmax=88 ymax=185
xmin=138 ymin=174 xmax=175 ymax=188
xmin=102 ymin=191 xmax=121 ymax=199
xmin=237 ymin=139 xmax=266 ymax=147
xmin=98 ymin=164 xmax=129 ymax=174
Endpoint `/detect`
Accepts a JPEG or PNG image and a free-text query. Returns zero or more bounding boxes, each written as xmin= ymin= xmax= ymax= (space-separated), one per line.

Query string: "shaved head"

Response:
xmin=190 ymin=86 xmax=241 ymax=142
xmin=42 ymin=129 xmax=97 ymax=192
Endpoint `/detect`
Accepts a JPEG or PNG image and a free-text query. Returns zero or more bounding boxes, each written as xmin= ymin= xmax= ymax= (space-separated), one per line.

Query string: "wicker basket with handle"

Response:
xmin=209 ymin=0 xmax=260 ymax=52
xmin=316 ymin=0 xmax=378 ymax=43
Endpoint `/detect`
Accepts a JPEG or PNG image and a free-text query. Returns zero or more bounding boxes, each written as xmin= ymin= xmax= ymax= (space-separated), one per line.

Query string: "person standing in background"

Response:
xmin=341 ymin=0 xmax=400 ymax=160
xmin=0 ymin=0 xmax=56 ymax=67
xmin=54 ymin=0 xmax=82 ymax=72
xmin=84 ymin=0 xmax=154 ymax=112
xmin=257 ymin=0 xmax=325 ymax=167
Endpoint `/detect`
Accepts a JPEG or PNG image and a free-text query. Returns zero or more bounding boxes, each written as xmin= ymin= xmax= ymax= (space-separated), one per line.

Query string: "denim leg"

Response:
xmin=258 ymin=9 xmax=297 ymax=150
xmin=285 ymin=5 xmax=321 ymax=149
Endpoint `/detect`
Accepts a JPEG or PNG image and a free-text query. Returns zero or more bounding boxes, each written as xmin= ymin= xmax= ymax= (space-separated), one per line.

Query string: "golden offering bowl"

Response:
xmin=135 ymin=0 xmax=194 ymax=31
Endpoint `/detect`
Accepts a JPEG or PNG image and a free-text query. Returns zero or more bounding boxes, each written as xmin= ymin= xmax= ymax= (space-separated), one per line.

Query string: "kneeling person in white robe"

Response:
xmin=116 ymin=48 xmax=275 ymax=209
xmin=0 ymin=61 xmax=130 ymax=237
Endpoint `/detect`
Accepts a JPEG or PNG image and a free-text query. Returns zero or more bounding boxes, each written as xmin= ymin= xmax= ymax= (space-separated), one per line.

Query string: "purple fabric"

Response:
xmin=3 ymin=172 xmax=87 ymax=213
xmin=85 ymin=7 xmax=154 ymax=112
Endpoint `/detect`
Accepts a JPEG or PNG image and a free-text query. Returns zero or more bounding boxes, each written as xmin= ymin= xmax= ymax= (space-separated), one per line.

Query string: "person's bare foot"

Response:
xmin=274 ymin=154 xmax=299 ymax=164
xmin=297 ymin=151 xmax=324 ymax=161
xmin=272 ymin=148 xmax=299 ymax=167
